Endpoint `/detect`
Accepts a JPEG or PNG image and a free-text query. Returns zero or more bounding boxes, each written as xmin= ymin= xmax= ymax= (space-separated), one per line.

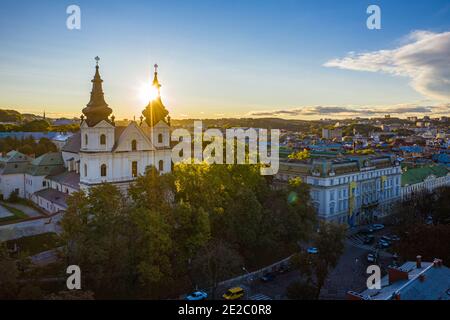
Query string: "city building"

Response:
xmin=401 ymin=164 xmax=450 ymax=200
xmin=0 ymin=150 xmax=31 ymax=199
xmin=277 ymin=155 xmax=402 ymax=226
xmin=347 ymin=257 xmax=450 ymax=300
xmin=322 ymin=128 xmax=342 ymax=140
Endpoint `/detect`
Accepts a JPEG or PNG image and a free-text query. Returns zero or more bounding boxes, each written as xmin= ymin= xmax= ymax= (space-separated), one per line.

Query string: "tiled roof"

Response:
xmin=401 ymin=165 xmax=450 ymax=186
xmin=0 ymin=151 xmax=32 ymax=175
xmin=34 ymin=188 xmax=68 ymax=209
xmin=61 ymin=132 xmax=81 ymax=153
xmin=46 ymin=171 xmax=80 ymax=190
xmin=26 ymin=152 xmax=65 ymax=176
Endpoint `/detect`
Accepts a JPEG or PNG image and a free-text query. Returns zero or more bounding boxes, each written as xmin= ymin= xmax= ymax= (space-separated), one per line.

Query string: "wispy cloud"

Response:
xmin=324 ymin=31 xmax=450 ymax=101
xmin=247 ymin=103 xmax=447 ymax=118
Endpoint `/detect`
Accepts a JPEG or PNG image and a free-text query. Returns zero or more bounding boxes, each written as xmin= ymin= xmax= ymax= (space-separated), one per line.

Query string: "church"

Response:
xmin=0 ymin=58 xmax=172 ymax=212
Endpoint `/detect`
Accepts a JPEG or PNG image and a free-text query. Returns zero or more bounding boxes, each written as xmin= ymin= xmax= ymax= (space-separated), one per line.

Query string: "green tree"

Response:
xmin=291 ymin=221 xmax=346 ymax=299
xmin=286 ymin=280 xmax=317 ymax=300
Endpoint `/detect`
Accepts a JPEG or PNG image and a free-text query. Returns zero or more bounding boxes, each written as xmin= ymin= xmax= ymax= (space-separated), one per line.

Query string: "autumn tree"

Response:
xmin=291 ymin=221 xmax=346 ymax=299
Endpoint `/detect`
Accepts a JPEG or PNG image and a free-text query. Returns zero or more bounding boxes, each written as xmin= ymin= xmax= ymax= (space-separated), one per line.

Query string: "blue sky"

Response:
xmin=0 ymin=0 xmax=449 ymax=119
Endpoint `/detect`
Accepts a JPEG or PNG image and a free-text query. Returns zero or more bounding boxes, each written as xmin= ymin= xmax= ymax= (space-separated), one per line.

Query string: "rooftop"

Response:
xmin=401 ymin=165 xmax=450 ymax=186
xmin=357 ymin=259 xmax=450 ymax=300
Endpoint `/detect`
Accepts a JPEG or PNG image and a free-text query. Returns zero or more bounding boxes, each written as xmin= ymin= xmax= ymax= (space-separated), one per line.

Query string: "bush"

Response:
xmin=286 ymin=281 xmax=317 ymax=300
xmin=8 ymin=189 xmax=20 ymax=203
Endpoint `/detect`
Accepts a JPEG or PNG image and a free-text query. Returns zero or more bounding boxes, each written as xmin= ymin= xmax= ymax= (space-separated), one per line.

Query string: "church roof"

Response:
xmin=81 ymin=57 xmax=113 ymax=127
xmin=61 ymin=132 xmax=81 ymax=153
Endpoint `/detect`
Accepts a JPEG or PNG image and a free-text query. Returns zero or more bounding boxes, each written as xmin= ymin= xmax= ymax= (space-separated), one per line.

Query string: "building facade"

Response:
xmin=277 ymin=155 xmax=402 ymax=226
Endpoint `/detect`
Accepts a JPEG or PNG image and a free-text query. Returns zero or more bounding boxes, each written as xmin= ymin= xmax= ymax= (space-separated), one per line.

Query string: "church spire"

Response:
xmin=82 ymin=56 xmax=113 ymax=126
xmin=142 ymin=63 xmax=169 ymax=127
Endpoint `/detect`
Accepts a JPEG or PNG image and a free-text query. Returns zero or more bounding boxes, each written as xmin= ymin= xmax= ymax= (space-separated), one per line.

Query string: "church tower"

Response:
xmin=141 ymin=64 xmax=171 ymax=150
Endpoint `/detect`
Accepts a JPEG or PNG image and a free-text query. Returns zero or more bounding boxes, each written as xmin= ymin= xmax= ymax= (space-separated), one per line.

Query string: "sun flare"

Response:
xmin=139 ymin=84 xmax=159 ymax=104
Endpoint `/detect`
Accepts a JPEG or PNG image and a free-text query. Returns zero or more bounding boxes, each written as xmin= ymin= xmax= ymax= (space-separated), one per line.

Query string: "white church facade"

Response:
xmin=0 ymin=59 xmax=172 ymax=212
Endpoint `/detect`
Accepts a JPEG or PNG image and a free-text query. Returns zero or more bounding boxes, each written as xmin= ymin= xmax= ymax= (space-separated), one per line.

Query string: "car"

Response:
xmin=367 ymin=253 xmax=377 ymax=263
xmin=307 ymin=247 xmax=318 ymax=254
xmin=277 ymin=264 xmax=291 ymax=274
xmin=260 ymin=272 xmax=276 ymax=282
xmin=363 ymin=235 xmax=375 ymax=244
xmin=185 ymin=291 xmax=208 ymax=301
xmin=371 ymin=224 xmax=385 ymax=231
xmin=223 ymin=287 xmax=245 ymax=300
xmin=360 ymin=228 xmax=374 ymax=235
xmin=378 ymin=239 xmax=390 ymax=248
xmin=390 ymin=234 xmax=400 ymax=241
xmin=381 ymin=235 xmax=392 ymax=242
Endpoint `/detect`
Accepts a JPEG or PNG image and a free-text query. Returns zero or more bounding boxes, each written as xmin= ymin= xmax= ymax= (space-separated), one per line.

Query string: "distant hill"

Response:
xmin=172 ymin=118 xmax=318 ymax=132
xmin=0 ymin=109 xmax=23 ymax=122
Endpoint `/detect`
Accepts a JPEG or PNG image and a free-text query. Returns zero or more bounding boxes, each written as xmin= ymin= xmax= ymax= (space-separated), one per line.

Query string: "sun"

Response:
xmin=139 ymin=84 xmax=159 ymax=104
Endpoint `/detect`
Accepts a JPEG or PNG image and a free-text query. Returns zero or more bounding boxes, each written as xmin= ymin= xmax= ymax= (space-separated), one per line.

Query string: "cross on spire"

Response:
xmin=95 ymin=56 xmax=100 ymax=66
xmin=154 ymin=63 xmax=158 ymax=73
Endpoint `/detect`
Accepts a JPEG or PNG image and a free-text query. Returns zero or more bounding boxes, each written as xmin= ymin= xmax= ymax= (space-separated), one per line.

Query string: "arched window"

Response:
xmin=158 ymin=133 xmax=163 ymax=143
xmin=158 ymin=160 xmax=164 ymax=172
xmin=131 ymin=139 xmax=137 ymax=151
xmin=100 ymin=164 xmax=107 ymax=177
xmin=100 ymin=134 xmax=106 ymax=145
xmin=132 ymin=161 xmax=138 ymax=177
xmin=85 ymin=134 xmax=88 ymax=146
xmin=84 ymin=164 xmax=87 ymax=177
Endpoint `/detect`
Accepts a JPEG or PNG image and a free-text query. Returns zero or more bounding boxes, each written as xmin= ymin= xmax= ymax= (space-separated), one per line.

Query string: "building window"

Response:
xmin=158 ymin=160 xmax=164 ymax=171
xmin=158 ymin=133 xmax=163 ymax=143
xmin=42 ymin=181 xmax=46 ymax=187
xmin=101 ymin=164 xmax=107 ymax=177
xmin=85 ymin=134 xmax=88 ymax=146
xmin=131 ymin=139 xmax=137 ymax=151
xmin=84 ymin=164 xmax=87 ymax=177
xmin=100 ymin=134 xmax=106 ymax=145
xmin=132 ymin=161 xmax=138 ymax=177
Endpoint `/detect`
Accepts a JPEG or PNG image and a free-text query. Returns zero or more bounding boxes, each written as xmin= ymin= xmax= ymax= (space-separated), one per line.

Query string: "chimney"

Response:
xmin=346 ymin=291 xmax=369 ymax=300
xmin=416 ymin=255 xmax=422 ymax=268
xmin=433 ymin=258 xmax=443 ymax=268
xmin=388 ymin=266 xmax=409 ymax=285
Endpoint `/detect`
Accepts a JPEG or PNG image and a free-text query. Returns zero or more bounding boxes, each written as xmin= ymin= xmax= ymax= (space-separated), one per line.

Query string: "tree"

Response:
xmin=286 ymin=280 xmax=317 ymax=300
xmin=393 ymin=224 xmax=450 ymax=265
xmin=291 ymin=221 xmax=346 ymax=299
xmin=191 ymin=240 xmax=243 ymax=298
xmin=288 ymin=149 xmax=310 ymax=160
xmin=61 ymin=185 xmax=134 ymax=298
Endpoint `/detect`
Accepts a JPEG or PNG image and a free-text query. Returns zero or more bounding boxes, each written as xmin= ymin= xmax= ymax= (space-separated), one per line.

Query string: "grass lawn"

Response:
xmin=0 ymin=203 xmax=28 ymax=224
xmin=6 ymin=232 xmax=63 ymax=256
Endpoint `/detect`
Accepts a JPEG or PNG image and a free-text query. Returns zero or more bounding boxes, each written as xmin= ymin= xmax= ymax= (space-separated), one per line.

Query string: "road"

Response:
xmin=239 ymin=226 xmax=399 ymax=300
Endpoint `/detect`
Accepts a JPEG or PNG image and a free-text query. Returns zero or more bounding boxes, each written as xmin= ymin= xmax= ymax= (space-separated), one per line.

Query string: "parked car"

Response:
xmin=378 ymin=239 xmax=390 ymax=248
xmin=371 ymin=224 xmax=385 ymax=231
xmin=367 ymin=253 xmax=377 ymax=263
xmin=307 ymin=247 xmax=318 ymax=254
xmin=186 ymin=291 xmax=208 ymax=301
xmin=223 ymin=287 xmax=245 ymax=300
xmin=363 ymin=235 xmax=375 ymax=244
xmin=389 ymin=234 xmax=400 ymax=241
xmin=360 ymin=228 xmax=374 ymax=235
xmin=260 ymin=272 xmax=276 ymax=282
xmin=277 ymin=264 xmax=291 ymax=274
xmin=381 ymin=235 xmax=392 ymax=242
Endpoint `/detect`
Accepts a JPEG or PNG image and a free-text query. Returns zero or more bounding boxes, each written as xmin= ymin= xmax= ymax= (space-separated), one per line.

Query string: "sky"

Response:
xmin=0 ymin=0 xmax=449 ymax=120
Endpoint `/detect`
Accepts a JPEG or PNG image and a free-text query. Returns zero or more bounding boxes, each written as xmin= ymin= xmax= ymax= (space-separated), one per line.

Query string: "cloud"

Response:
xmin=247 ymin=104 xmax=438 ymax=118
xmin=324 ymin=31 xmax=450 ymax=101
